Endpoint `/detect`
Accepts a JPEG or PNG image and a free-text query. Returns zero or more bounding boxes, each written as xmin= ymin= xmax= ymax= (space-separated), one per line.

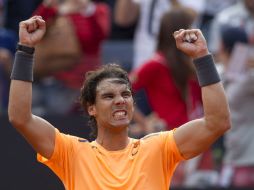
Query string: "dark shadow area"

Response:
xmin=0 ymin=114 xmax=89 ymax=190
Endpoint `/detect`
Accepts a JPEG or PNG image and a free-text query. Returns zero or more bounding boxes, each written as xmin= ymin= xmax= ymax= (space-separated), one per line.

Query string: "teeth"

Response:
xmin=113 ymin=111 xmax=126 ymax=119
xmin=115 ymin=112 xmax=125 ymax=116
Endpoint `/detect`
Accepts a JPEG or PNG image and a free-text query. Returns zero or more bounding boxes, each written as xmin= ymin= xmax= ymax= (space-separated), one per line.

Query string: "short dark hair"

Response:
xmin=79 ymin=63 xmax=132 ymax=139
xmin=220 ymin=25 xmax=248 ymax=54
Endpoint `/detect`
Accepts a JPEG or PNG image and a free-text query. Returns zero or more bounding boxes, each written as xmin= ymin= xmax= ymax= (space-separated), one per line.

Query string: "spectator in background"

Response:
xmin=95 ymin=0 xmax=137 ymax=40
xmin=209 ymin=0 xmax=254 ymax=56
xmin=0 ymin=29 xmax=17 ymax=114
xmin=216 ymin=25 xmax=254 ymax=188
xmin=129 ymin=7 xmax=202 ymax=135
xmin=0 ymin=0 xmax=18 ymax=114
xmin=199 ymin=0 xmax=237 ymax=41
xmin=32 ymin=0 xmax=110 ymax=115
xmin=114 ymin=0 xmax=204 ymax=70
xmin=4 ymin=0 xmax=42 ymax=34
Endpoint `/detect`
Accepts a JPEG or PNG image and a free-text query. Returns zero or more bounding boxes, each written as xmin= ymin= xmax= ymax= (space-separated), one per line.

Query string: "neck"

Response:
xmin=96 ymin=127 xmax=130 ymax=151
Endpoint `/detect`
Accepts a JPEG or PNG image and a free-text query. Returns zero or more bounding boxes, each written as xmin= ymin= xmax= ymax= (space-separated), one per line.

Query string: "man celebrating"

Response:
xmin=8 ymin=16 xmax=231 ymax=189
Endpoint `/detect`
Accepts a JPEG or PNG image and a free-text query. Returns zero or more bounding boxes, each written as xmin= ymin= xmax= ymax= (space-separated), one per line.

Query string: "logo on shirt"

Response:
xmin=78 ymin=139 xmax=88 ymax=142
xmin=131 ymin=141 xmax=140 ymax=157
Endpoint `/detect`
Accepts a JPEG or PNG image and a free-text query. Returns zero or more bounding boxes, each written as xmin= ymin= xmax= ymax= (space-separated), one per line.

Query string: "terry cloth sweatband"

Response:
xmin=193 ymin=54 xmax=221 ymax=87
xmin=10 ymin=51 xmax=34 ymax=82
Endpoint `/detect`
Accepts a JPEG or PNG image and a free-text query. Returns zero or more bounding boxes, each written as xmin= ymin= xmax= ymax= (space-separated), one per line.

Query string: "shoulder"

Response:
xmin=140 ymin=131 xmax=181 ymax=154
xmin=139 ymin=130 xmax=184 ymax=161
xmin=55 ymin=129 xmax=89 ymax=148
xmin=141 ymin=131 xmax=173 ymax=145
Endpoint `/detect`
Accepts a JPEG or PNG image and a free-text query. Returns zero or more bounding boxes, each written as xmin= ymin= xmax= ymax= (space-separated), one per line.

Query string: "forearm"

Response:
xmin=8 ymin=52 xmax=34 ymax=127
xmin=202 ymin=82 xmax=230 ymax=133
xmin=8 ymin=80 xmax=33 ymax=126
xmin=114 ymin=0 xmax=139 ymax=26
xmin=195 ymin=55 xmax=230 ymax=133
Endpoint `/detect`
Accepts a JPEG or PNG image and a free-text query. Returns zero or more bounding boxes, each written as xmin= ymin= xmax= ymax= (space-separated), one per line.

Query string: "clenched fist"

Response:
xmin=173 ymin=29 xmax=209 ymax=59
xmin=19 ymin=16 xmax=46 ymax=47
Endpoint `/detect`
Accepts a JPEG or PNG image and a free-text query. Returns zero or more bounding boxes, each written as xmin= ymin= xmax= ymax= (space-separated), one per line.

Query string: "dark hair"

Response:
xmin=157 ymin=7 xmax=196 ymax=99
xmin=220 ymin=25 xmax=248 ymax=55
xmin=79 ymin=64 xmax=132 ymax=139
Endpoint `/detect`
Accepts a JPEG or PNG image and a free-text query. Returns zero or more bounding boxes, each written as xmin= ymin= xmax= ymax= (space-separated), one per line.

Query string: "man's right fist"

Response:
xmin=19 ymin=16 xmax=46 ymax=47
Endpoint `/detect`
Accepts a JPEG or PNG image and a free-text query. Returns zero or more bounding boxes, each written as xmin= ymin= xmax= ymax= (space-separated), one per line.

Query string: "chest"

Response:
xmin=68 ymin=143 xmax=168 ymax=190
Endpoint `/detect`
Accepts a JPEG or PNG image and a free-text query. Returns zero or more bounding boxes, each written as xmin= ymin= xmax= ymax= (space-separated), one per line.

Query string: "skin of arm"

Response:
xmin=173 ymin=29 xmax=231 ymax=159
xmin=114 ymin=0 xmax=139 ymax=26
xmin=8 ymin=16 xmax=55 ymax=159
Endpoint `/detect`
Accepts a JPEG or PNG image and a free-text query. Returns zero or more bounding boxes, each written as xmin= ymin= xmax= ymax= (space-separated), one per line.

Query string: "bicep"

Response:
xmin=173 ymin=118 xmax=219 ymax=159
xmin=18 ymin=115 xmax=56 ymax=159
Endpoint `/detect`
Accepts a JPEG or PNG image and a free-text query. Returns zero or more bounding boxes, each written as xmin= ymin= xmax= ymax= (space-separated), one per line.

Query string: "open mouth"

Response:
xmin=113 ymin=110 xmax=127 ymax=120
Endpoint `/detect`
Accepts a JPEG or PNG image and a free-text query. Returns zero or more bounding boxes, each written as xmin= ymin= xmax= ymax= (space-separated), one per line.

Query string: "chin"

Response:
xmin=111 ymin=120 xmax=130 ymax=128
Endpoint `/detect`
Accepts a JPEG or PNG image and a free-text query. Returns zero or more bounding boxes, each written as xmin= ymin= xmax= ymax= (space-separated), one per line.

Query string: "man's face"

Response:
xmin=88 ymin=78 xmax=134 ymax=130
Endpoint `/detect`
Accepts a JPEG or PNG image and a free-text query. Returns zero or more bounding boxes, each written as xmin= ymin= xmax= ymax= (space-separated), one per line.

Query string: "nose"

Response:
xmin=114 ymin=95 xmax=126 ymax=105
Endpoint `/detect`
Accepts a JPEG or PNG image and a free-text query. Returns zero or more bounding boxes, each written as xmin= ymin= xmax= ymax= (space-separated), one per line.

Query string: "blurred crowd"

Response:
xmin=1 ymin=0 xmax=254 ymax=189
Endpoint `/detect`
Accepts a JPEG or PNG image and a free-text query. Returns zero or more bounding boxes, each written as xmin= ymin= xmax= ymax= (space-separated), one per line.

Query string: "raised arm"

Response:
xmin=173 ymin=29 xmax=231 ymax=159
xmin=114 ymin=0 xmax=139 ymax=26
xmin=8 ymin=16 xmax=55 ymax=159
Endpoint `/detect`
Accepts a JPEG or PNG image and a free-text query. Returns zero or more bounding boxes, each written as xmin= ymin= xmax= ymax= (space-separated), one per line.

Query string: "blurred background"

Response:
xmin=1 ymin=0 xmax=254 ymax=189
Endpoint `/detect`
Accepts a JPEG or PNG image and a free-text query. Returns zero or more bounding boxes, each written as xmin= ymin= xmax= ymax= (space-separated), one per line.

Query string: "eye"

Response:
xmin=102 ymin=94 xmax=114 ymax=99
xmin=122 ymin=91 xmax=131 ymax=98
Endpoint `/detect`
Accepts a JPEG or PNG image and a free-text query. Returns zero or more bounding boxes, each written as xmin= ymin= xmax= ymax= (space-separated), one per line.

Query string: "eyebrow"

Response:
xmin=98 ymin=87 xmax=132 ymax=98
xmin=100 ymin=92 xmax=113 ymax=97
xmin=100 ymin=88 xmax=131 ymax=95
xmin=110 ymin=78 xmax=129 ymax=85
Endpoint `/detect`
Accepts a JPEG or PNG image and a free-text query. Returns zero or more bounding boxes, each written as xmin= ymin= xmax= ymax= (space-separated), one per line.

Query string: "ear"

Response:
xmin=88 ymin=105 xmax=96 ymax=116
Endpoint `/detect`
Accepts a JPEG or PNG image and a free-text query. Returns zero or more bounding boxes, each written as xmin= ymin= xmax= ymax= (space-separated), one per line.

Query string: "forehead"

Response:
xmin=96 ymin=78 xmax=131 ymax=93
